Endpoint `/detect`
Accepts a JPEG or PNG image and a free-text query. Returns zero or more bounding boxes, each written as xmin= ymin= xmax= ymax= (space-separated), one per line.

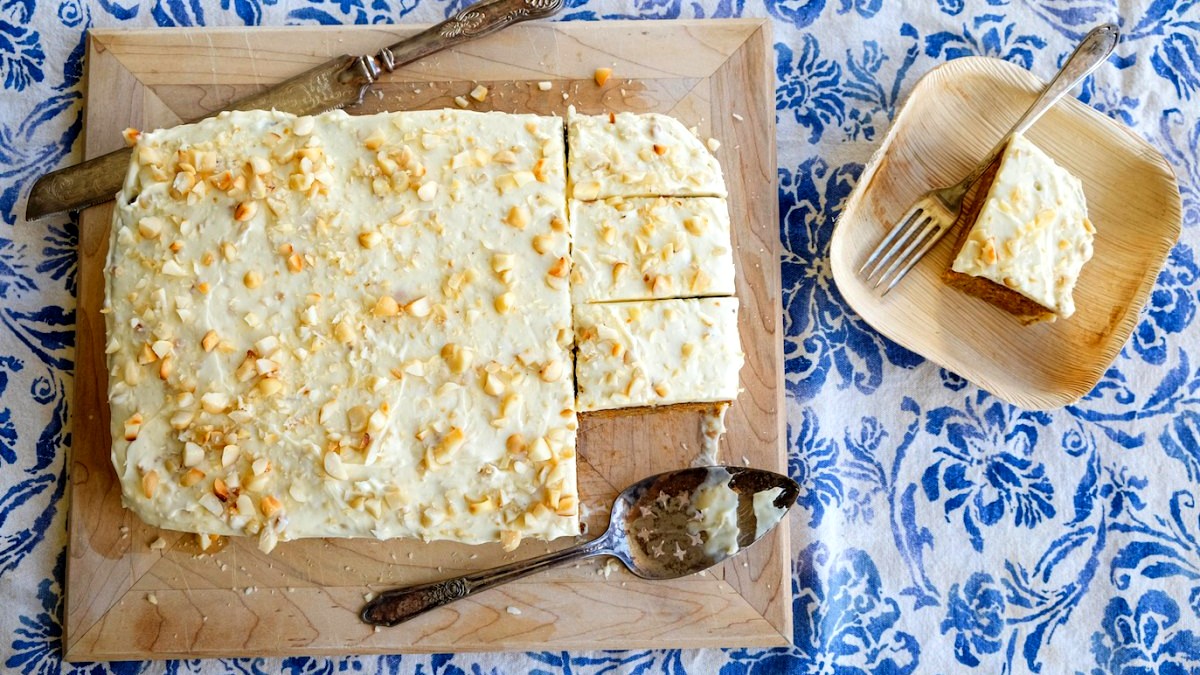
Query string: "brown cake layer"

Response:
xmin=942 ymin=157 xmax=1057 ymax=325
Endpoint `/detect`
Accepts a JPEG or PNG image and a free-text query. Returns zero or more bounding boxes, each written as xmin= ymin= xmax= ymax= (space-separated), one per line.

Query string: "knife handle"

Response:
xmin=25 ymin=148 xmax=131 ymax=222
xmin=376 ymin=0 xmax=564 ymax=72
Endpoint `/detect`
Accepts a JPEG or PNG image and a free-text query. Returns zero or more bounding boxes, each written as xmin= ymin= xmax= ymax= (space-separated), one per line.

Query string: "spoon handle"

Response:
xmin=361 ymin=534 xmax=613 ymax=627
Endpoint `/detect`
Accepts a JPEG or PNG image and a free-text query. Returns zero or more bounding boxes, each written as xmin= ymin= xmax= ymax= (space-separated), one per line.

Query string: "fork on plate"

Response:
xmin=859 ymin=23 xmax=1120 ymax=295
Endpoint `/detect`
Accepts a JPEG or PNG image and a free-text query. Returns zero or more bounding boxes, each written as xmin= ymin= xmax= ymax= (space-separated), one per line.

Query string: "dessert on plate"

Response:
xmin=943 ymin=132 xmax=1095 ymax=324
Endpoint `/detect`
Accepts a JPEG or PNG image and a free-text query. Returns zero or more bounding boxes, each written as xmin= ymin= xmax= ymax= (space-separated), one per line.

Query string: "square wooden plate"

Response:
xmin=69 ymin=20 xmax=786 ymax=661
xmin=830 ymin=56 xmax=1182 ymax=410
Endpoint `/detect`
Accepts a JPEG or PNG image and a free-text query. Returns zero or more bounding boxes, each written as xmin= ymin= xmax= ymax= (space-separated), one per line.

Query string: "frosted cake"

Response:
xmin=106 ymin=108 xmax=578 ymax=553
xmin=944 ymin=133 xmax=1095 ymax=324
xmin=567 ymin=108 xmax=726 ymax=201
xmin=573 ymin=298 xmax=743 ymax=412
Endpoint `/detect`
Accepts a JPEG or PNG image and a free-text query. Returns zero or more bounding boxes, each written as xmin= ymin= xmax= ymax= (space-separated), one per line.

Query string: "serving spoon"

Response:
xmin=361 ymin=466 xmax=799 ymax=627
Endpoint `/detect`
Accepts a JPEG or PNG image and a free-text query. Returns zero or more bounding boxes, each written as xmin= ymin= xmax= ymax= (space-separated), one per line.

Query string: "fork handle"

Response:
xmin=956 ymin=23 xmax=1120 ymax=191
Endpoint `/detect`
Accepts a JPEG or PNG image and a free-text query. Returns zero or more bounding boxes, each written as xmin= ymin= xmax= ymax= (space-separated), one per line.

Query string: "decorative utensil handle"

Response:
xmin=361 ymin=533 xmax=610 ymax=627
xmin=1008 ymin=23 xmax=1119 ymax=138
xmin=376 ymin=0 xmax=564 ymax=72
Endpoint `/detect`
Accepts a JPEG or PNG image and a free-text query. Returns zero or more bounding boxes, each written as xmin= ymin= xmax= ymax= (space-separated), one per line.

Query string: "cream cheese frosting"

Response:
xmin=567 ymin=107 xmax=726 ymax=200
xmin=573 ymin=298 xmax=743 ymax=412
xmin=568 ymin=197 xmax=736 ymax=304
xmin=950 ymin=133 xmax=1094 ymax=318
xmin=106 ymin=108 xmax=578 ymax=553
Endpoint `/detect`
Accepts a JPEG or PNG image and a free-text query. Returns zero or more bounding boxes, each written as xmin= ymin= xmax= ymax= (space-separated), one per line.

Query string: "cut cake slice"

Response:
xmin=573 ymin=298 xmax=743 ymax=412
xmin=567 ymin=108 xmax=726 ymax=201
xmin=569 ymin=196 xmax=736 ymax=304
xmin=944 ymin=133 xmax=1095 ymax=324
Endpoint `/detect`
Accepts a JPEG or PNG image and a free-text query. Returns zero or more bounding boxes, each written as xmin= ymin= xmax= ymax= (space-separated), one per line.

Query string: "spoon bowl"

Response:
xmin=609 ymin=466 xmax=799 ymax=580
xmin=361 ymin=465 xmax=798 ymax=627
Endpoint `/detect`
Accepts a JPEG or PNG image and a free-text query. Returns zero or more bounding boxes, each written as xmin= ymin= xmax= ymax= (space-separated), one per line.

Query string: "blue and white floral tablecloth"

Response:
xmin=3 ymin=0 xmax=1199 ymax=673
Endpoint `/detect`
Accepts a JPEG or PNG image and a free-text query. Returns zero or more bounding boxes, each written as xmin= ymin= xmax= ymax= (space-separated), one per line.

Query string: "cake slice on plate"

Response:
xmin=943 ymin=133 xmax=1095 ymax=324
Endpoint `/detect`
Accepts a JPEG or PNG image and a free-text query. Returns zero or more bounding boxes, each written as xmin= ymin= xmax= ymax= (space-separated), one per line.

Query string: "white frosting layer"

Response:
xmin=569 ymin=197 xmax=736 ymax=304
xmin=573 ymin=298 xmax=743 ymax=412
xmin=106 ymin=109 xmax=578 ymax=552
xmin=567 ymin=108 xmax=726 ymax=200
xmin=950 ymin=133 xmax=1094 ymax=317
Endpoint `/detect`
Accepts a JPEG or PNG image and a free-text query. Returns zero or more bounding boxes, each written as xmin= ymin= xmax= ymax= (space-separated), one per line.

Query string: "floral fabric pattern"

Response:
xmin=2 ymin=0 xmax=1200 ymax=673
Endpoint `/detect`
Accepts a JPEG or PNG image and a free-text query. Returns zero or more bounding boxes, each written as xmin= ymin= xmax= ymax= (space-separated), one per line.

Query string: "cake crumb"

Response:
xmin=537 ymin=81 xmax=552 ymax=91
xmin=469 ymin=85 xmax=489 ymax=102
xmin=594 ymin=67 xmax=613 ymax=86
xmin=149 ymin=537 xmax=167 ymax=550
xmin=600 ymin=559 xmax=621 ymax=578
xmin=146 ymin=593 xmax=158 ymax=605
xmin=707 ymin=137 xmax=721 ymax=152
xmin=454 ymin=95 xmax=470 ymax=108
xmin=732 ymin=112 xmax=744 ymax=122
xmin=506 ymin=606 xmax=522 ymax=615
xmin=364 ymin=591 xmax=377 ymax=602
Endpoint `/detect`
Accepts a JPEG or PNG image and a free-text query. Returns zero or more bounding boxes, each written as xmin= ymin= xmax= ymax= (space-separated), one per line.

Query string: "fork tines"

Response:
xmin=858 ymin=197 xmax=950 ymax=295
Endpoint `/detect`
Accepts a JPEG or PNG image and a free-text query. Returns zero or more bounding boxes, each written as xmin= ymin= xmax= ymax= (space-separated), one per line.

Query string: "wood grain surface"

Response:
xmin=69 ymin=20 xmax=785 ymax=661
xmin=830 ymin=57 xmax=1181 ymax=410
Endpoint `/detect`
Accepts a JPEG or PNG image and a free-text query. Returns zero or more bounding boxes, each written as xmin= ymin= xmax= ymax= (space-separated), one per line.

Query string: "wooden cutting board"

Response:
xmin=70 ymin=20 xmax=783 ymax=661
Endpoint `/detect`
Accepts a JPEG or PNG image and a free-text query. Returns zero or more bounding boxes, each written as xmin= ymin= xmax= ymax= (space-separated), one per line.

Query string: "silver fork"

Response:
xmin=860 ymin=23 xmax=1120 ymax=295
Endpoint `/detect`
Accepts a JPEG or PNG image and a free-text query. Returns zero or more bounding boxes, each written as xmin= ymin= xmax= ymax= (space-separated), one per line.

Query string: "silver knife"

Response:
xmin=25 ymin=0 xmax=564 ymax=221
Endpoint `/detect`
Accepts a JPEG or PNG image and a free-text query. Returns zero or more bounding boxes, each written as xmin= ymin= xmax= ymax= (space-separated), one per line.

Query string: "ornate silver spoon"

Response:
xmin=361 ymin=466 xmax=799 ymax=627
